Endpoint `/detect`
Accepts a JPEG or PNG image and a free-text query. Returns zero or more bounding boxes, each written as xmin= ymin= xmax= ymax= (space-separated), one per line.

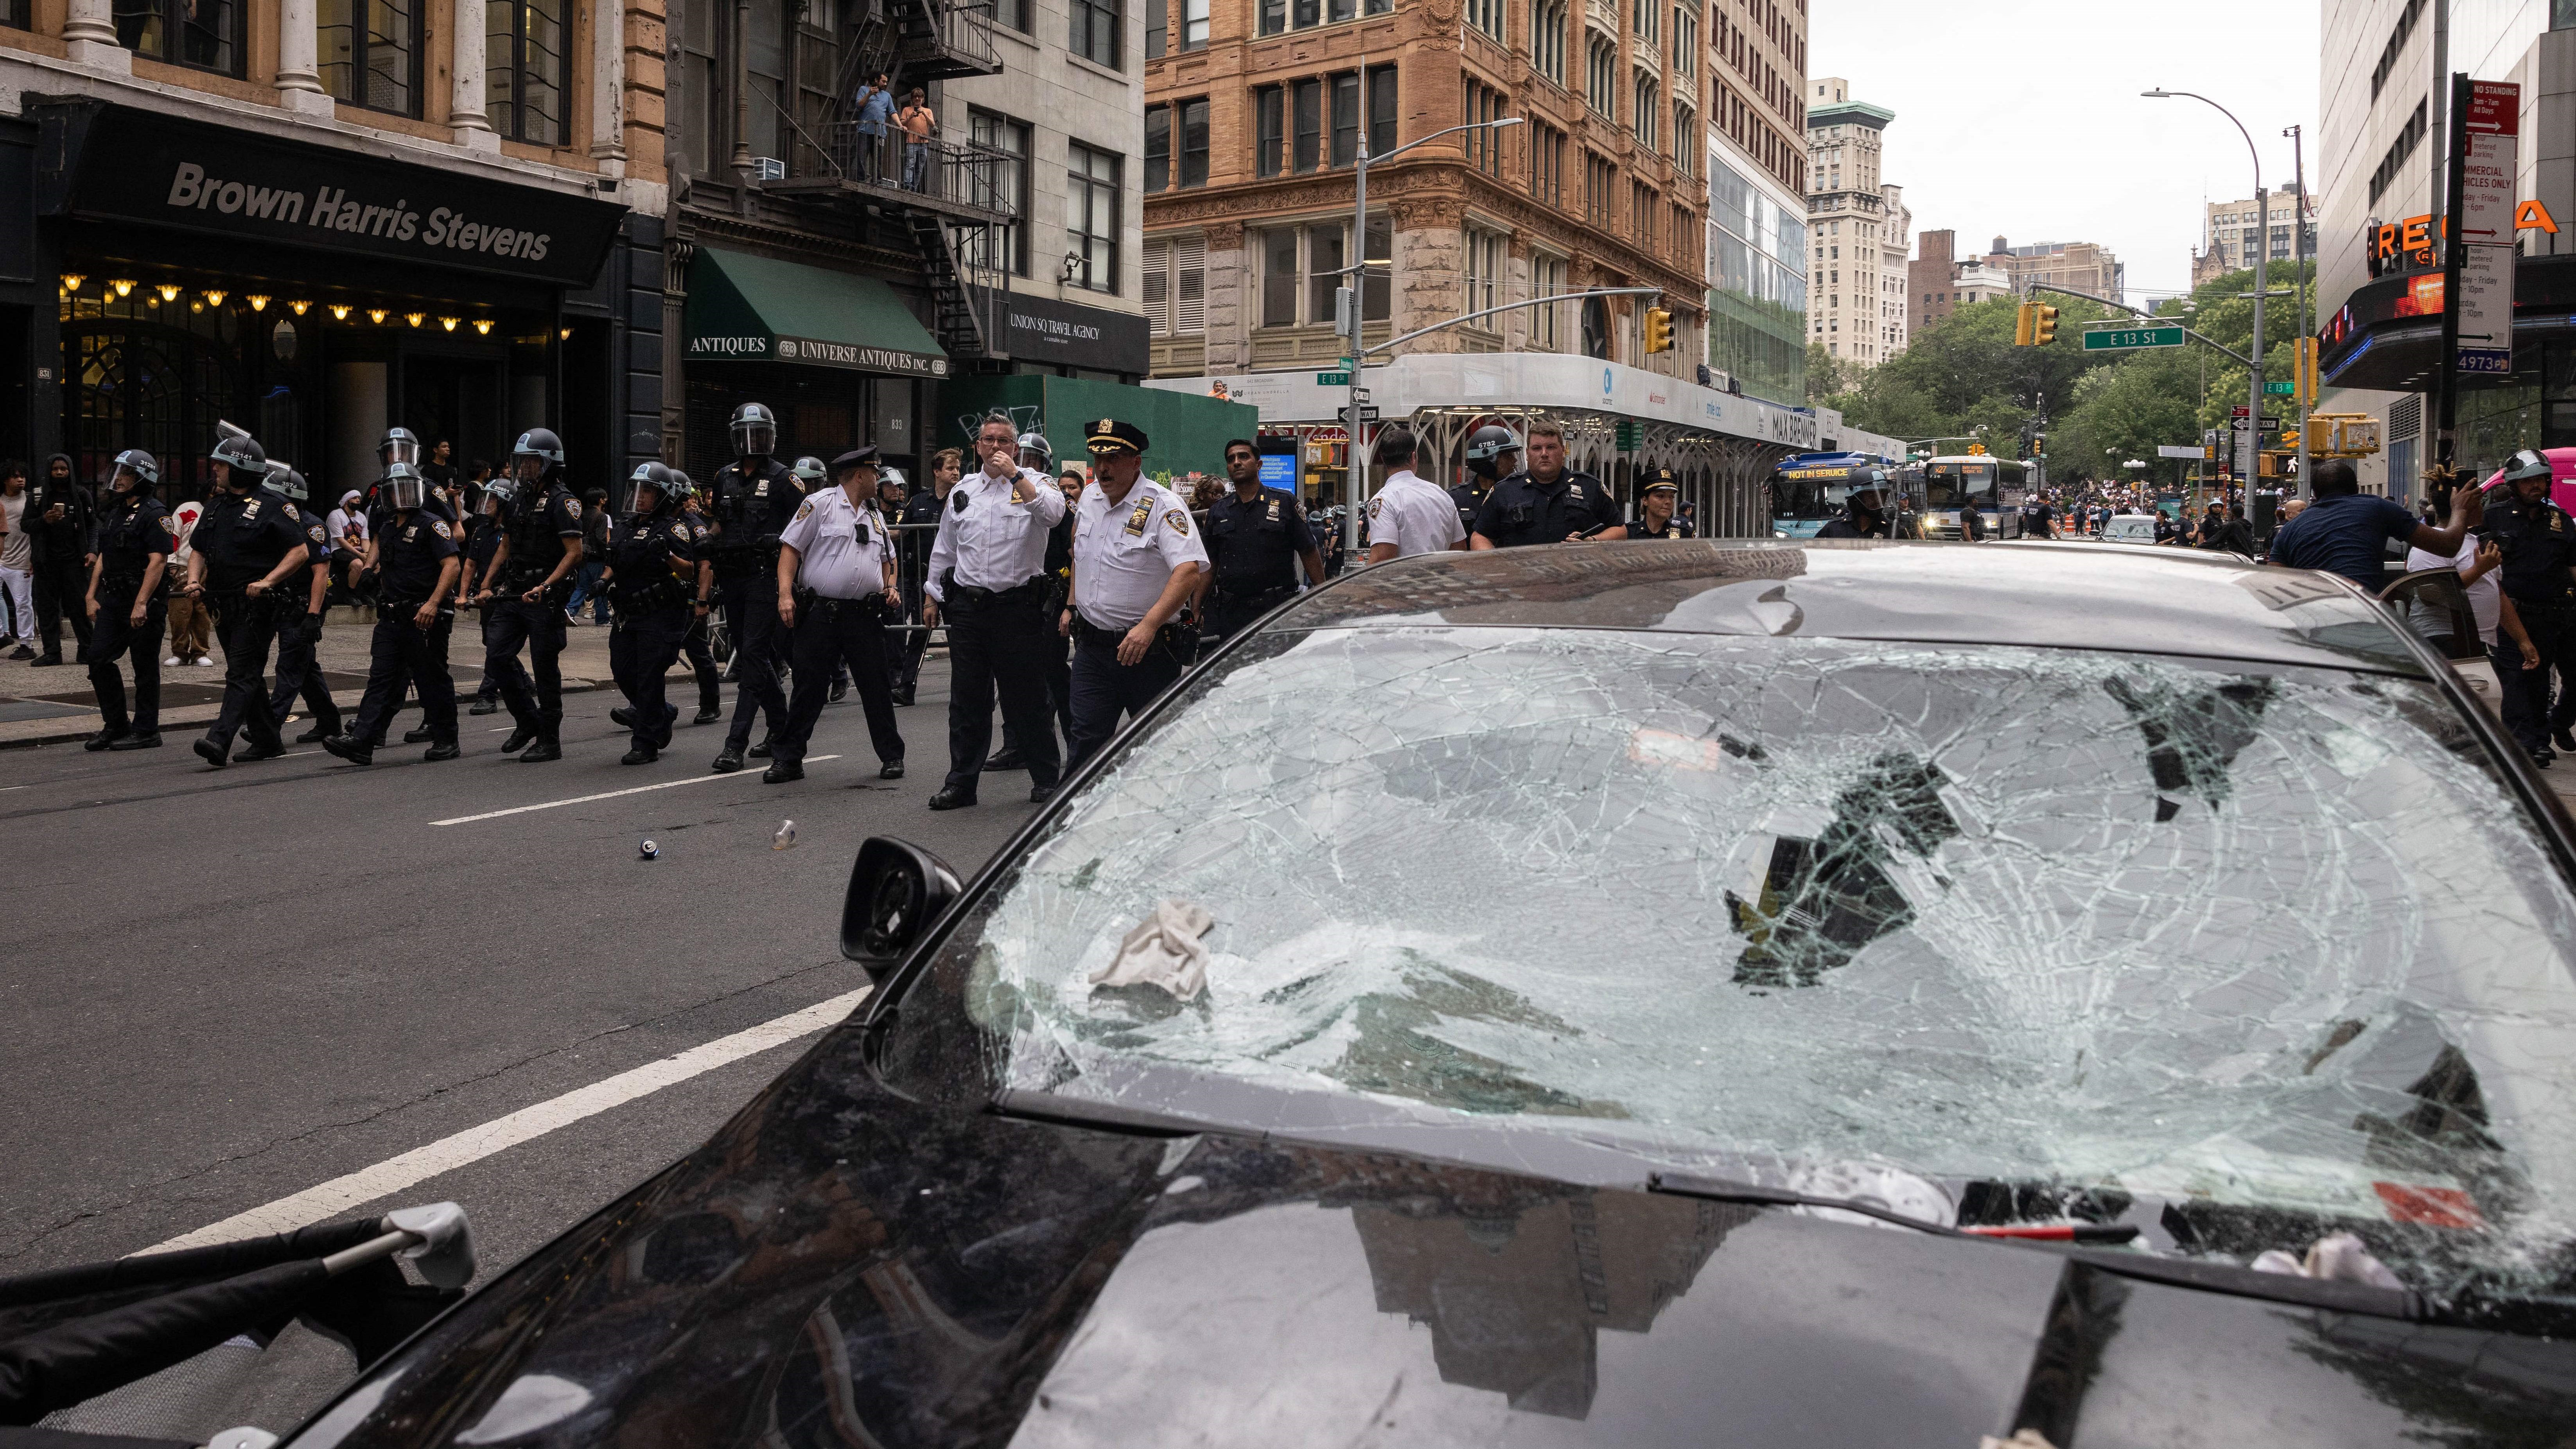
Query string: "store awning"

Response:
xmin=684 ymin=247 xmax=948 ymax=378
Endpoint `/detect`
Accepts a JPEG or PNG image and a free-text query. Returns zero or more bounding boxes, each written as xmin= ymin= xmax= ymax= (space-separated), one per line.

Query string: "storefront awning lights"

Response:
xmin=59 ymin=274 xmax=84 ymax=293
xmin=247 ymin=295 xmax=270 ymax=311
xmin=204 ymin=289 xmax=226 ymax=306
xmin=439 ymin=316 xmax=459 ymax=332
xmin=155 ymin=283 xmax=180 ymax=303
xmin=110 ymin=279 xmax=135 ymax=298
xmin=472 ymin=319 xmax=494 ymax=335
xmin=405 ymin=312 xmax=424 ymax=328
xmin=290 ymin=299 xmax=311 ymax=315
xmin=367 ymin=309 xmax=388 ymax=324
xmin=189 ymin=301 xmax=203 ymax=313
xmin=330 ymin=304 xmax=352 ymax=321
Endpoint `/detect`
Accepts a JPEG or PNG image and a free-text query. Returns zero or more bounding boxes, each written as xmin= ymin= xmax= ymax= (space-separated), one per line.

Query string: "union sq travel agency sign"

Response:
xmin=34 ymin=100 xmax=626 ymax=288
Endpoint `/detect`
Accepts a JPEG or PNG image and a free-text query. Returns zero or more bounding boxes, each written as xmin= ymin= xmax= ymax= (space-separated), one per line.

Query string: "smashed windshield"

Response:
xmin=915 ymin=627 xmax=2576 ymax=1295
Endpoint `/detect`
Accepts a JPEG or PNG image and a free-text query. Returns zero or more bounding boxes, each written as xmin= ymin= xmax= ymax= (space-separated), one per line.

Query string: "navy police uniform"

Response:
xmin=1472 ymin=468 xmax=1622 ymax=546
xmin=1063 ymin=420 xmax=1209 ymax=769
xmin=1815 ymin=509 xmax=1892 ymax=540
xmin=707 ymin=454 xmax=804 ymax=759
xmin=770 ymin=450 xmax=907 ymax=778
xmin=486 ymin=481 xmax=585 ymax=754
xmin=266 ymin=490 xmax=344 ymax=741
xmin=606 ymin=508 xmax=699 ymax=759
xmin=462 ymin=505 xmax=520 ymax=714
xmin=674 ymin=507 xmax=724 ymax=722
xmin=1202 ymin=486 xmax=1315 ymax=646
xmin=2489 ymin=488 xmax=2576 ymax=755
xmin=1448 ymin=481 xmax=1492 ymax=541
xmin=27 ymin=464 xmax=95 ymax=664
xmin=341 ymin=511 xmax=462 ymax=757
xmin=86 ymin=488 xmax=171 ymax=743
xmin=194 ymin=488 xmax=311 ymax=760
xmin=892 ymin=482 xmax=944 ymax=701
xmin=1630 ymin=469 xmax=1696 ymax=539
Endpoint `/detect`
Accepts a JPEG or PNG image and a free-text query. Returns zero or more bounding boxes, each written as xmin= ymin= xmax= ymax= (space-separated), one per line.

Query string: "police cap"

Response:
xmin=1085 ymin=418 xmax=1148 ymax=457
xmin=831 ymin=445 xmax=883 ymax=477
xmin=1641 ymin=466 xmax=1678 ymax=494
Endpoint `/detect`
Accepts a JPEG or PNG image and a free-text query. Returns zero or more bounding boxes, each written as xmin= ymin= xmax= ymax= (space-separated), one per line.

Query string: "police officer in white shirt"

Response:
xmin=768 ymin=447 xmax=906 ymax=784
xmin=1061 ymin=418 xmax=1208 ymax=769
xmin=922 ymin=410 xmax=1070 ymax=807
xmin=1362 ymin=425 xmax=1467 ymax=562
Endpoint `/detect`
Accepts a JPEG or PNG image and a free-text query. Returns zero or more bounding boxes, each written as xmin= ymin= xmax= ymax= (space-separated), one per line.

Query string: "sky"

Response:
xmin=1810 ymin=0 xmax=2321 ymax=305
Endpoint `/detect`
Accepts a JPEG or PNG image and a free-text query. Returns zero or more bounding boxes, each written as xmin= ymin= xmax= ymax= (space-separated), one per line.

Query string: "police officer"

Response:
xmin=892 ymin=451 xmax=958 ymax=704
xmin=263 ymin=464 xmax=345 ymax=744
xmin=769 ymin=446 xmax=907 ymax=784
xmin=921 ymin=411 xmax=1069 ymax=809
xmin=26 ymin=452 xmax=95 ymax=668
xmin=1061 ymin=419 xmax=1208 ymax=770
xmin=183 ymin=431 xmax=311 ymax=767
xmin=81 ymin=450 xmax=170 ymax=750
xmin=322 ymin=462 xmax=462 ymax=766
xmin=1469 ymin=424 xmax=1624 ymax=547
xmin=674 ymin=473 xmax=724 ymax=724
xmin=2487 ymin=450 xmax=2576 ymax=765
xmin=1201 ymin=437 xmax=1324 ymax=649
xmin=473 ymin=429 xmax=585 ymax=762
xmin=1451 ymin=423 xmax=1520 ymax=538
xmin=460 ymin=475 xmax=519 ymax=718
xmin=1815 ymin=471 xmax=1896 ymax=539
xmin=599 ymin=463 xmax=700 ymax=766
xmin=706 ymin=402 xmax=803 ymax=772
xmin=789 ymin=455 xmax=856 ymax=705
xmin=1630 ymin=468 xmax=1696 ymax=538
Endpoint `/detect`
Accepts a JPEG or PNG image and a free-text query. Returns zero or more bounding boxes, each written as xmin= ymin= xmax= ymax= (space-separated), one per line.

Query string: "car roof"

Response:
xmin=1272 ymin=540 xmax=2426 ymax=676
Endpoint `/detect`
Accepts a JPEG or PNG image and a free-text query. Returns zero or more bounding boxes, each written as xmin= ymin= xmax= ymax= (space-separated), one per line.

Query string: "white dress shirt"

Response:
xmin=1365 ymin=468 xmax=1465 ymax=556
xmin=779 ymin=483 xmax=891 ymax=599
xmin=923 ymin=465 xmax=1068 ymax=601
xmin=1071 ymin=479 xmax=1208 ymax=630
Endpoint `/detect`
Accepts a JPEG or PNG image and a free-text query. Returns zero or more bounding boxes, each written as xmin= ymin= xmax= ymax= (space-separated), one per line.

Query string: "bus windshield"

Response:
xmin=1771 ymin=454 xmax=1893 ymax=537
xmin=1926 ymin=462 xmax=1994 ymax=509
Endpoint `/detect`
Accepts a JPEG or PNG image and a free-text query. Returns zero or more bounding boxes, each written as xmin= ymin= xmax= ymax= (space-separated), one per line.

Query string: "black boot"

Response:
xmin=502 ymin=719 xmax=537 ymax=753
xmin=762 ymin=760 xmax=804 ymax=783
xmin=711 ymin=745 xmax=746 ymax=773
xmin=611 ymin=705 xmax=637 ymax=729
xmin=404 ymin=725 xmax=435 ymax=744
xmin=109 ymin=730 xmax=162 ymax=750
xmin=694 ymin=701 xmax=722 ymax=724
xmin=518 ymin=711 xmax=564 ymax=762
xmin=321 ymin=733 xmax=375 ymax=766
xmin=295 ymin=723 xmax=330 ymax=743
xmin=422 ymin=740 xmax=461 ymax=762
xmin=470 ymin=697 xmax=501 ymax=716
xmin=621 ymin=743 xmax=658 ymax=765
xmin=193 ymin=737 xmax=228 ymax=768
xmin=749 ymin=734 xmax=774 ymax=759
xmin=84 ymin=728 xmax=119 ymax=751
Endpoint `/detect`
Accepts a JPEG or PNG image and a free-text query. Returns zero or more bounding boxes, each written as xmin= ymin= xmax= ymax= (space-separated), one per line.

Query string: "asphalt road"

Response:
xmin=0 ymin=656 xmax=1038 ymax=1299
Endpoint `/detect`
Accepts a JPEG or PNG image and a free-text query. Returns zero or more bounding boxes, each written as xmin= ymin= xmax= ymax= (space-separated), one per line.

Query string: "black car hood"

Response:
xmin=291 ymin=1026 xmax=2576 ymax=1449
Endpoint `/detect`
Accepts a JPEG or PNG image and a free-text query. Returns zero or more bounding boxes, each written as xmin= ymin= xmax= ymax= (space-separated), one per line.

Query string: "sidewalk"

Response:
xmin=0 ymin=605 xmax=796 ymax=750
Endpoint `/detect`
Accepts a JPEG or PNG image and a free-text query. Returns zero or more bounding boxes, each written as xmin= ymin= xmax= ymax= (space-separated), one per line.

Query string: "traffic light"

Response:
xmin=2014 ymin=302 xmax=2035 ymax=346
xmin=1643 ymin=307 xmax=1672 ymax=353
xmin=2031 ymin=432 xmax=2046 ymax=459
xmin=2293 ymin=337 xmax=2319 ymax=407
xmin=2030 ymin=304 xmax=2059 ymax=346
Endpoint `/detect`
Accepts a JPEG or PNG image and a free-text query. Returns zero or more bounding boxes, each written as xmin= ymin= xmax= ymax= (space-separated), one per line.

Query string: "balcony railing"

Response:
xmin=767 ymin=124 xmax=1019 ymax=227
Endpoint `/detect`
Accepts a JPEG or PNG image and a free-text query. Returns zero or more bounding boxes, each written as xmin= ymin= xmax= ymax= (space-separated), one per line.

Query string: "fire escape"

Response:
xmin=766 ymin=0 xmax=1014 ymax=360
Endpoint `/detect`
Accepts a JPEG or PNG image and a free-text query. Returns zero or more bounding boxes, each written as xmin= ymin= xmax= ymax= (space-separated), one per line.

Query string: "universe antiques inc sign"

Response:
xmin=34 ymin=100 xmax=625 ymax=288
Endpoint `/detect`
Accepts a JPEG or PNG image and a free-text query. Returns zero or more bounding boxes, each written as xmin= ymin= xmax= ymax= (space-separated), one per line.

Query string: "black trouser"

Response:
xmin=350 ymin=608 xmax=458 ymax=745
xmin=205 ymin=591 xmax=288 ymax=754
xmin=681 ymin=606 xmax=723 ymax=712
xmin=999 ymin=587 xmax=1073 ymax=754
xmin=267 ymin=608 xmax=342 ymax=734
xmin=1066 ymin=623 xmax=1188 ymax=769
xmin=2499 ymin=604 xmax=2576 ymax=753
xmin=610 ymin=603 xmax=689 ymax=751
xmin=478 ymin=607 xmax=528 ymax=705
xmin=777 ymin=599 xmax=905 ymax=767
xmin=717 ymin=573 xmax=788 ymax=749
xmin=88 ymin=590 xmax=163 ymax=736
xmin=1205 ymin=584 xmax=1294 ymax=654
xmin=941 ymin=585 xmax=1060 ymax=794
xmin=33 ymin=554 xmax=91 ymax=661
xmin=486 ymin=595 xmax=567 ymax=734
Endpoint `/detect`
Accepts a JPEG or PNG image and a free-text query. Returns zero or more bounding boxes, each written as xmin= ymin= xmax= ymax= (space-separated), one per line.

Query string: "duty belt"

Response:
xmin=1217 ymin=582 xmax=1296 ymax=611
xmin=941 ymin=572 xmax=1044 ymax=606
xmin=612 ymin=576 xmax=687 ymax=614
xmin=793 ymin=587 xmax=890 ymax=621
xmin=1072 ymin=613 xmax=1198 ymax=657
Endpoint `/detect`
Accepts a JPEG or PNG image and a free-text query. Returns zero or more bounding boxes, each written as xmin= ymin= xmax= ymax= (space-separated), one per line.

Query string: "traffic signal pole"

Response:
xmin=2287 ymin=125 xmax=2311 ymax=500
xmin=2249 ymin=183 xmax=2267 ymax=501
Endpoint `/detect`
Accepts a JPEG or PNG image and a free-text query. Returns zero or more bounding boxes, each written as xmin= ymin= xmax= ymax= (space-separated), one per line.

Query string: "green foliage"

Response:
xmin=1804 ymin=344 xmax=1850 ymax=403
xmin=1827 ymin=263 xmax=2318 ymax=483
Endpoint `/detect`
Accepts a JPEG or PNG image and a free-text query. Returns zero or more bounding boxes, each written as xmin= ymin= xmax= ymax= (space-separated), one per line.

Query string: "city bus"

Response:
xmin=1768 ymin=452 xmax=1912 ymax=538
xmin=1918 ymin=455 xmax=2029 ymax=539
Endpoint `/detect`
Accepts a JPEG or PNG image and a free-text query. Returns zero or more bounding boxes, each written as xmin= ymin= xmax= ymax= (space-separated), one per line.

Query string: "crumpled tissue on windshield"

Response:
xmin=1090 ymin=900 xmax=1216 ymax=1001
xmin=2248 ymin=1231 xmax=2405 ymax=1289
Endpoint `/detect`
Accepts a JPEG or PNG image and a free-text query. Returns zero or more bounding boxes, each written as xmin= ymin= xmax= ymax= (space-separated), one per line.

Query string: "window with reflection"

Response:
xmin=320 ymin=0 xmax=421 ymax=115
xmin=112 ymin=0 xmax=242 ymax=74
xmin=489 ymin=0 xmax=567 ymax=144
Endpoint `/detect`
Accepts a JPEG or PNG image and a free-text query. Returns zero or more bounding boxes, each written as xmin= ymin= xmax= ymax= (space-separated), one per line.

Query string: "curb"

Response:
xmin=0 ymin=677 xmax=612 ymax=751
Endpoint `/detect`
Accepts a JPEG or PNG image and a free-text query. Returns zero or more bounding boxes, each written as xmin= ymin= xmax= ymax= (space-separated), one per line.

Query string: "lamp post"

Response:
xmin=2146 ymin=89 xmax=2264 ymax=508
xmin=1341 ymin=113 xmax=1526 ymax=556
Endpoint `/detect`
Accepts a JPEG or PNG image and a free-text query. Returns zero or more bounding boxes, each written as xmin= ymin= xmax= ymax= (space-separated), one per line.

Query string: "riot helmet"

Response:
xmin=210 ymin=430 xmax=266 ymax=490
xmin=2503 ymin=448 xmax=2553 ymax=490
xmin=479 ymin=475 xmax=520 ymax=516
xmin=387 ymin=461 xmax=430 ymax=511
xmin=1017 ymin=430 xmax=1052 ymax=472
xmin=730 ymin=402 xmax=778 ymax=459
xmin=1849 ymin=469 xmax=1892 ymax=517
xmin=379 ymin=427 xmax=424 ymax=471
xmin=620 ymin=461 xmax=680 ymax=517
xmin=510 ymin=428 xmax=564 ymax=485
xmin=791 ymin=455 xmax=828 ymax=490
xmin=1464 ymin=424 xmax=1522 ymax=482
xmin=109 ymin=448 xmax=159 ymax=495
xmin=264 ymin=461 xmax=309 ymax=501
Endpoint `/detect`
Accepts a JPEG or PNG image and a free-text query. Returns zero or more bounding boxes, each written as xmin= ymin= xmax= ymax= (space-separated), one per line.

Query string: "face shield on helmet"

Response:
xmin=386 ymin=462 xmax=429 ymax=511
xmin=1849 ymin=471 xmax=1892 ymax=516
xmin=480 ymin=476 xmax=519 ymax=516
xmin=1017 ymin=431 xmax=1052 ymax=471
xmin=730 ymin=403 xmax=777 ymax=459
xmin=379 ymin=428 xmax=423 ymax=471
xmin=110 ymin=448 xmax=159 ymax=494
xmin=2504 ymin=448 xmax=2553 ymax=491
xmin=620 ymin=461 xmax=677 ymax=517
xmin=509 ymin=428 xmax=564 ymax=487
xmin=791 ymin=456 xmax=828 ymax=490
xmin=1464 ymin=424 xmax=1522 ymax=481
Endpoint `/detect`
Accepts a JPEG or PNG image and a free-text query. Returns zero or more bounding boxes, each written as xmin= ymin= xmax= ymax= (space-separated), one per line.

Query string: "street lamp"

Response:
xmin=2145 ymin=88 xmax=2265 ymax=504
xmin=1339 ymin=113 xmax=1526 ymax=554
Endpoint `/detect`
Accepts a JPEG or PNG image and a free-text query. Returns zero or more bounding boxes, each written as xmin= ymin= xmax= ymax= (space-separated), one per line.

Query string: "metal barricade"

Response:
xmin=884 ymin=518 xmax=946 ymax=667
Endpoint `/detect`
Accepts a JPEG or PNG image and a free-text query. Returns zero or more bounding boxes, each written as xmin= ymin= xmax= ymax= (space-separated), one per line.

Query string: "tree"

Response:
xmin=1804 ymin=344 xmax=1849 ymax=403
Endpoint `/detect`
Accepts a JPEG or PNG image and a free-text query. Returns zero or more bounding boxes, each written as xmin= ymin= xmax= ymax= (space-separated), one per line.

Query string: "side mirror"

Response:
xmin=841 ymin=836 xmax=962 ymax=979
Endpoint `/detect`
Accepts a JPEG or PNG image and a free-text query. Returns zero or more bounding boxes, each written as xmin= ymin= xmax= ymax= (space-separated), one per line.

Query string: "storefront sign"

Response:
xmin=974 ymin=288 xmax=1150 ymax=375
xmin=35 ymin=100 xmax=625 ymax=288
xmin=775 ymin=335 xmax=946 ymax=377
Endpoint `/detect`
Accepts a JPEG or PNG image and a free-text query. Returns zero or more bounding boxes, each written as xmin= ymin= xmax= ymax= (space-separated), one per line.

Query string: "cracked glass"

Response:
xmin=919 ymin=625 xmax=2576 ymax=1298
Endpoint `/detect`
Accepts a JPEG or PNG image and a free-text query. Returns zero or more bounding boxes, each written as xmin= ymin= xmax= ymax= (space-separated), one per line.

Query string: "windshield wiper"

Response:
xmin=1650 ymin=1172 xmax=2431 ymax=1322
xmin=990 ymin=1087 xmax=1212 ymax=1138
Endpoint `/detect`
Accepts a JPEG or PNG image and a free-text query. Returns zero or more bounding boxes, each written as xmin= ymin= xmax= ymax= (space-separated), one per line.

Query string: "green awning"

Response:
xmin=684 ymin=246 xmax=948 ymax=378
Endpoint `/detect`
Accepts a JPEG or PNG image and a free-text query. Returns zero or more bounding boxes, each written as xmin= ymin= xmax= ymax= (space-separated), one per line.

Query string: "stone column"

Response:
xmin=451 ymin=0 xmax=499 ymax=150
xmin=275 ymin=0 xmax=335 ymax=113
xmin=588 ymin=0 xmax=626 ymax=168
xmin=62 ymin=0 xmax=132 ymax=73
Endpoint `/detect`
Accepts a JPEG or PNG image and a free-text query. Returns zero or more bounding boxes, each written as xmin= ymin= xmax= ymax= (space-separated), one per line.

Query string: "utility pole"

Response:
xmin=2287 ymin=125 xmax=2310 ymax=502
xmin=2434 ymin=70 xmax=2472 ymax=472
xmin=2144 ymin=91 xmax=2264 ymax=506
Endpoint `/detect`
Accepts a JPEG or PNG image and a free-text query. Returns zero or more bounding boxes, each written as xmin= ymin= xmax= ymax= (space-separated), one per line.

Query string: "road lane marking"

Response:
xmin=430 ymin=757 xmax=840 ymax=825
xmin=144 ymin=984 xmax=873 ymax=1253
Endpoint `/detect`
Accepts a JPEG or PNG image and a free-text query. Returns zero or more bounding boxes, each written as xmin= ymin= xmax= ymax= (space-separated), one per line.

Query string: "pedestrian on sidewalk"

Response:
xmin=81 ymin=450 xmax=169 ymax=751
xmin=162 ymin=500 xmax=213 ymax=667
xmin=0 ymin=463 xmax=34 ymax=656
xmin=25 ymin=456 xmax=95 ymax=668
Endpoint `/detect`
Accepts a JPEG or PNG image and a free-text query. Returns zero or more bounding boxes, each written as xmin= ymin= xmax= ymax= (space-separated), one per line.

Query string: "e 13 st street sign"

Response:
xmin=2081 ymin=325 xmax=2185 ymax=353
